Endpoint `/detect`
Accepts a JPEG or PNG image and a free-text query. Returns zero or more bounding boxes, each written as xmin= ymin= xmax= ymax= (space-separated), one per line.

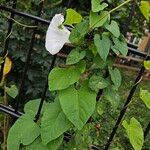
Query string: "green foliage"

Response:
xmin=91 ymin=0 xmax=108 ymax=12
xmin=5 ymin=0 xmax=149 ymax=149
xmin=48 ymin=62 xmax=85 ymax=91
xmin=144 ymin=60 xmax=150 ymax=69
xmin=89 ymin=11 xmax=109 ymax=29
xmin=5 ymin=85 xmax=18 ymax=99
xmin=64 ymin=9 xmax=83 ymax=26
xmin=122 ymin=118 xmax=144 ymax=150
xmin=24 ymin=136 xmax=63 ymax=150
xmin=66 ymin=48 xmax=86 ymax=65
xmin=69 ymin=20 xmax=89 ymax=45
xmin=139 ymin=1 xmax=150 ymax=22
xmin=89 ymin=75 xmax=110 ymax=92
xmin=111 ymin=37 xmax=128 ymax=56
xmin=140 ymin=88 xmax=150 ymax=109
xmin=103 ymin=86 xmax=120 ymax=110
xmin=94 ymin=34 xmax=111 ymax=61
xmin=108 ymin=67 xmax=122 ymax=89
xmin=104 ymin=20 xmax=120 ymax=38
xmin=59 ymin=83 xmax=96 ymax=130
xmin=7 ymin=115 xmax=40 ymax=150
xmin=41 ymin=100 xmax=72 ymax=144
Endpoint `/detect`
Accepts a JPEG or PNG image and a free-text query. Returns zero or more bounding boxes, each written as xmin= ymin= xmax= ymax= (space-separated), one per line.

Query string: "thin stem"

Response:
xmin=89 ymin=0 xmax=132 ymax=31
xmin=3 ymin=14 xmax=37 ymax=28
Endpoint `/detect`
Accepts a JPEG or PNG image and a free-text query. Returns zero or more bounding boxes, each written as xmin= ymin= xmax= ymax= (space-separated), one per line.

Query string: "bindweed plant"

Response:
xmin=6 ymin=0 xmax=150 ymax=150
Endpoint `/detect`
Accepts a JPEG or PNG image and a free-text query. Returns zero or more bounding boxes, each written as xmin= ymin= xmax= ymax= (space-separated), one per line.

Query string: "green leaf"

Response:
xmin=5 ymin=85 xmax=18 ymax=98
xmin=66 ymin=48 xmax=86 ymax=65
xmin=108 ymin=67 xmax=122 ymax=89
xmin=92 ymin=55 xmax=115 ymax=69
xmin=122 ymin=118 xmax=144 ymax=150
xmin=144 ymin=60 xmax=150 ymax=69
xmin=89 ymin=75 xmax=109 ymax=92
xmin=59 ymin=83 xmax=96 ymax=130
xmin=24 ymin=99 xmax=46 ymax=119
xmin=77 ymin=60 xmax=86 ymax=73
xmin=91 ymin=0 xmax=108 ymax=12
xmin=25 ymin=136 xmax=63 ymax=150
xmin=104 ymin=20 xmax=120 ymax=38
xmin=103 ymin=87 xmax=120 ymax=110
xmin=49 ymin=63 xmax=85 ymax=91
xmin=7 ymin=115 xmax=40 ymax=150
xmin=64 ymin=9 xmax=82 ymax=26
xmin=140 ymin=89 xmax=150 ymax=109
xmin=69 ymin=20 xmax=89 ymax=44
xmin=112 ymin=37 xmax=128 ymax=56
xmin=94 ymin=34 xmax=111 ymax=61
xmin=41 ymin=100 xmax=72 ymax=145
xmin=139 ymin=1 xmax=150 ymax=22
xmin=89 ymin=11 xmax=109 ymax=29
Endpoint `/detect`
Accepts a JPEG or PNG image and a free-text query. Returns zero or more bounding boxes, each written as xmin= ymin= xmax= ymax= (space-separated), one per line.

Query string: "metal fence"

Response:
xmin=0 ymin=0 xmax=150 ymax=150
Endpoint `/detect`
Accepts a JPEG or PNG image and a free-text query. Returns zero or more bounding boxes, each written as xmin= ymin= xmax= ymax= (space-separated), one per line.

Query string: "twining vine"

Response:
xmin=5 ymin=0 xmax=150 ymax=150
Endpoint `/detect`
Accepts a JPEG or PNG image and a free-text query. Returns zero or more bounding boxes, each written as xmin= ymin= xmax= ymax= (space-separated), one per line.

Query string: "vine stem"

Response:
xmin=3 ymin=14 xmax=37 ymax=28
xmin=89 ymin=0 xmax=132 ymax=31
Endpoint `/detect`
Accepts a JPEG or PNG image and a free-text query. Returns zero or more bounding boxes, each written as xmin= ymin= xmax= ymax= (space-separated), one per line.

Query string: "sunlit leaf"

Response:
xmin=122 ymin=118 xmax=144 ymax=150
xmin=140 ymin=88 xmax=150 ymax=109
xmin=64 ymin=9 xmax=82 ymax=26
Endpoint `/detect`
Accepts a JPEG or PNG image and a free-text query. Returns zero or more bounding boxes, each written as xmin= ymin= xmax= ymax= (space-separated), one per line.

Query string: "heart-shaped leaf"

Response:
xmin=112 ymin=37 xmax=128 ymax=56
xmin=92 ymin=0 xmax=108 ymax=12
xmin=64 ymin=9 xmax=82 ymax=26
xmin=41 ymin=100 xmax=72 ymax=145
xmin=59 ymin=83 xmax=96 ymax=130
xmin=7 ymin=115 xmax=40 ymax=150
xmin=108 ymin=67 xmax=122 ymax=89
xmin=122 ymin=118 xmax=144 ymax=150
xmin=66 ymin=48 xmax=86 ymax=65
xmin=89 ymin=11 xmax=109 ymax=29
xmin=140 ymin=88 xmax=150 ymax=109
xmin=105 ymin=20 xmax=120 ymax=38
xmin=94 ymin=34 xmax=111 ymax=61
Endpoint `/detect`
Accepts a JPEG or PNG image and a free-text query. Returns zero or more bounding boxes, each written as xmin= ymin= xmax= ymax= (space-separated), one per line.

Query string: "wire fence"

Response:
xmin=0 ymin=0 xmax=150 ymax=150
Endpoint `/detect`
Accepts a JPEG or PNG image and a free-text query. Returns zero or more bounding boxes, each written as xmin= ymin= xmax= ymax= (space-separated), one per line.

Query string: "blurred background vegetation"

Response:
xmin=0 ymin=0 xmax=149 ymax=149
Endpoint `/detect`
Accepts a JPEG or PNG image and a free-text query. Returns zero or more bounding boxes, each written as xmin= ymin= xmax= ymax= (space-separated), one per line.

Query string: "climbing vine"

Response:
xmin=6 ymin=0 xmax=150 ymax=150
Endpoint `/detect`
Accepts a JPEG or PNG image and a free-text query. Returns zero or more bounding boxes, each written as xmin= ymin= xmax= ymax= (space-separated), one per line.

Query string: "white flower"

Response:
xmin=45 ymin=14 xmax=70 ymax=55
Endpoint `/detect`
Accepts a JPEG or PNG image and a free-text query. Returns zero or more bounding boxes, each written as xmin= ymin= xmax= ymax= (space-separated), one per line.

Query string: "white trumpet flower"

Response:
xmin=45 ymin=14 xmax=71 ymax=55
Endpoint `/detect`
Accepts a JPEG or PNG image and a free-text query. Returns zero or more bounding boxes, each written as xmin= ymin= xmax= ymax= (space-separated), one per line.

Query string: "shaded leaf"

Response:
xmin=89 ymin=75 xmax=109 ymax=92
xmin=69 ymin=20 xmax=89 ymax=44
xmin=112 ymin=37 xmax=128 ymax=56
xmin=103 ymin=87 xmax=120 ymax=110
xmin=108 ymin=67 xmax=122 ymax=89
xmin=5 ymin=85 xmax=18 ymax=98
